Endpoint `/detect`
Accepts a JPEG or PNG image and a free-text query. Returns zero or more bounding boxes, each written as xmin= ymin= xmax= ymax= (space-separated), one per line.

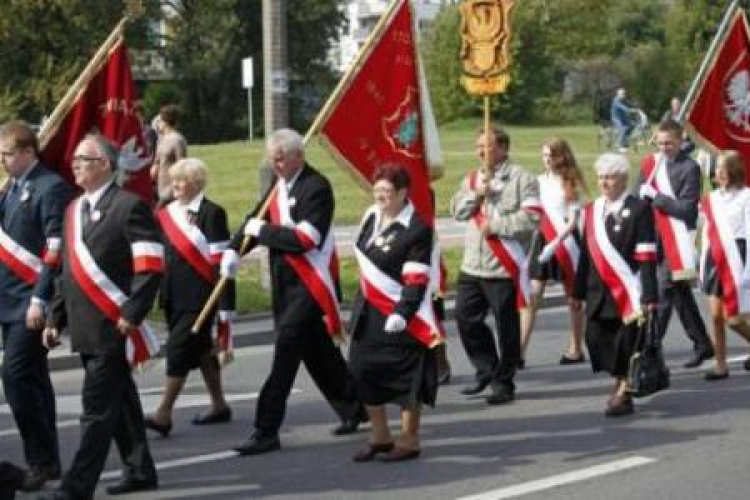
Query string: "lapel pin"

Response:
xmin=92 ymin=210 xmax=102 ymax=222
xmin=20 ymin=190 xmax=30 ymax=202
xmin=288 ymin=197 xmax=296 ymax=207
xmin=621 ymin=208 xmax=630 ymax=218
xmin=613 ymin=224 xmax=621 ymax=232
xmin=375 ymin=236 xmax=385 ymax=247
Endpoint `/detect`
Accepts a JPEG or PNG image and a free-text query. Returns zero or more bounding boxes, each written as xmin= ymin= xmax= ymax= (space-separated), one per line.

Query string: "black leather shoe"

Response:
xmin=704 ymin=370 xmax=729 ymax=381
xmin=486 ymin=389 xmax=515 ymax=406
xmin=144 ymin=417 xmax=172 ymax=437
xmin=192 ymin=407 xmax=232 ymax=426
xmin=332 ymin=407 xmax=369 ymax=436
xmin=234 ymin=433 xmax=281 ymax=456
xmin=683 ymin=349 xmax=714 ymax=368
xmin=559 ymin=353 xmax=586 ymax=365
xmin=438 ymin=368 xmax=452 ymax=385
xmin=105 ymin=477 xmax=157 ymax=496
xmin=744 ymin=357 xmax=750 ymax=371
xmin=604 ymin=395 xmax=634 ymax=417
xmin=21 ymin=462 xmax=61 ymax=491
xmin=460 ymin=379 xmax=490 ymax=396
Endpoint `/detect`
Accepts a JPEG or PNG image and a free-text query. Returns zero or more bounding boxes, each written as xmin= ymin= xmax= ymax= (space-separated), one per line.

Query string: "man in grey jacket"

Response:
xmin=451 ymin=126 xmax=539 ymax=405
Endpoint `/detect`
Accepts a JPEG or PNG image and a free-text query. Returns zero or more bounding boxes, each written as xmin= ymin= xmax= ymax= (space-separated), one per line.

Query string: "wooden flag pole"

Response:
xmin=193 ymin=0 xmax=405 ymax=334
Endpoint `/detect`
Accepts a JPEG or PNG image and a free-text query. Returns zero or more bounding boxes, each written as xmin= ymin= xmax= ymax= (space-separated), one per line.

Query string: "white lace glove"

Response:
xmin=639 ymin=183 xmax=657 ymax=200
xmin=537 ymin=239 xmax=559 ymax=264
xmin=220 ymin=249 xmax=240 ymax=278
xmin=384 ymin=313 xmax=407 ymax=334
xmin=243 ymin=218 xmax=266 ymax=237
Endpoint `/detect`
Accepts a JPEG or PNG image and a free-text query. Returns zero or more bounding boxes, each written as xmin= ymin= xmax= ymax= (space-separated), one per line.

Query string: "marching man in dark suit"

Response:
xmin=634 ymin=119 xmax=713 ymax=368
xmin=573 ymin=153 xmax=658 ymax=417
xmin=41 ymin=134 xmax=163 ymax=499
xmin=222 ymin=128 xmax=364 ymax=456
xmin=0 ymin=121 xmax=72 ymax=491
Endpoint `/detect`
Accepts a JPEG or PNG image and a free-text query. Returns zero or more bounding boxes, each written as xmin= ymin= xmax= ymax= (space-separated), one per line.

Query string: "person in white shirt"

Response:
xmin=698 ymin=150 xmax=750 ymax=380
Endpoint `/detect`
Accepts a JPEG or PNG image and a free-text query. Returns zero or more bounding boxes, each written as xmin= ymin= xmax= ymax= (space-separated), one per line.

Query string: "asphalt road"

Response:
xmin=3 ymin=305 xmax=750 ymax=499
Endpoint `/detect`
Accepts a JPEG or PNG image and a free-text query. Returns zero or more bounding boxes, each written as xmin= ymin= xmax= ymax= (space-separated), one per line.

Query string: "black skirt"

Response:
xmin=165 ymin=310 xmax=215 ymax=377
xmin=700 ymin=239 xmax=746 ymax=296
xmin=528 ymin=229 xmax=581 ymax=283
xmin=585 ymin=318 xmax=641 ymax=377
xmin=349 ymin=305 xmax=437 ymax=408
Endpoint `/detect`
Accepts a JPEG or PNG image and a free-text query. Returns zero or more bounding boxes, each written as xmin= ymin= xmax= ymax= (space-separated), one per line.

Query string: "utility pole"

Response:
xmin=259 ymin=0 xmax=289 ymax=289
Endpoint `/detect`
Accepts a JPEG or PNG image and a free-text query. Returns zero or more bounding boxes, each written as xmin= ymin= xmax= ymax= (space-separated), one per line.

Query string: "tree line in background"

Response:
xmin=0 ymin=0 xmax=732 ymax=142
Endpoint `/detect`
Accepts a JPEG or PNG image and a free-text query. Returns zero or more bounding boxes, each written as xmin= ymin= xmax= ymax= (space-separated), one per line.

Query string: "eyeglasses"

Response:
xmin=0 ymin=150 xmax=17 ymax=159
xmin=72 ymin=155 xmax=103 ymax=165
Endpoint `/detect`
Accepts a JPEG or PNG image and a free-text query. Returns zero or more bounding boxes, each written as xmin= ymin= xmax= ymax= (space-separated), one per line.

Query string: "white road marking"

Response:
xmin=457 ymin=456 xmax=656 ymax=500
xmin=101 ymin=450 xmax=240 ymax=480
xmin=0 ymin=389 xmax=301 ymax=438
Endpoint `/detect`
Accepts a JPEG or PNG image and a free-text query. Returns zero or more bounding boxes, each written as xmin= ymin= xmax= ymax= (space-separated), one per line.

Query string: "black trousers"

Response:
xmin=454 ymin=273 xmax=520 ymax=393
xmin=1 ymin=321 xmax=59 ymax=469
xmin=658 ymin=280 xmax=712 ymax=353
xmin=254 ymin=318 xmax=358 ymax=436
xmin=61 ymin=353 xmax=156 ymax=500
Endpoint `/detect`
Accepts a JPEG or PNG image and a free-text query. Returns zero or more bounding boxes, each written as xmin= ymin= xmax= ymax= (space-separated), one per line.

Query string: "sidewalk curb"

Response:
xmin=10 ymin=288 xmax=568 ymax=373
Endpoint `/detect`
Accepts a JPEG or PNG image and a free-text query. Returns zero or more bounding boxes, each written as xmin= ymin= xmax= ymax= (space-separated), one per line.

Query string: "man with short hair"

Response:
xmin=41 ymin=134 xmax=163 ymax=499
xmin=635 ymin=119 xmax=713 ymax=368
xmin=451 ymin=126 xmax=539 ymax=405
xmin=222 ymin=128 xmax=364 ymax=456
xmin=0 ymin=120 xmax=71 ymax=491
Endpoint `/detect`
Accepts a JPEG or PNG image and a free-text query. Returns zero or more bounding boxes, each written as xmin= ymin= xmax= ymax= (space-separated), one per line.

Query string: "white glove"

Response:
xmin=220 ymin=249 xmax=240 ymax=278
xmin=639 ymin=183 xmax=657 ymax=200
xmin=384 ymin=313 xmax=407 ymax=333
xmin=243 ymin=218 xmax=266 ymax=237
xmin=537 ymin=240 xmax=559 ymax=264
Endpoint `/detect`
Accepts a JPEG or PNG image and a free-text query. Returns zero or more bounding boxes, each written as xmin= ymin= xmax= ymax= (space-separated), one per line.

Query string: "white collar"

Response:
xmin=85 ymin=180 xmax=114 ymax=209
xmin=285 ymin=166 xmax=304 ymax=192
xmin=364 ymin=201 xmax=415 ymax=247
xmin=603 ymin=191 xmax=629 ymax=215
xmin=178 ymin=192 xmax=204 ymax=213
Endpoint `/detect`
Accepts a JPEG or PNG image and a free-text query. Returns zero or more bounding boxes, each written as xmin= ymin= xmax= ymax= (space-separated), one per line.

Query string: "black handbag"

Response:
xmin=628 ymin=312 xmax=670 ymax=398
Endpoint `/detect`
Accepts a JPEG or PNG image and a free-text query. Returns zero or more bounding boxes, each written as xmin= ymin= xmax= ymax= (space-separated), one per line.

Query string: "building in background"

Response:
xmin=330 ymin=0 xmax=448 ymax=72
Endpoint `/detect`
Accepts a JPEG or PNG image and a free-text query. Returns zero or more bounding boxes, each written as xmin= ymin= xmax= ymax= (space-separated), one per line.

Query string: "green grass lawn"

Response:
xmin=192 ymin=121 xmax=628 ymax=229
xmin=191 ymin=120 xmax=651 ymax=314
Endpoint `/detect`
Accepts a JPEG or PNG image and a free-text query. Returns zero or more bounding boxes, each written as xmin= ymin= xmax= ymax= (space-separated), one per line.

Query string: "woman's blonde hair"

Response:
xmin=169 ymin=158 xmax=208 ymax=191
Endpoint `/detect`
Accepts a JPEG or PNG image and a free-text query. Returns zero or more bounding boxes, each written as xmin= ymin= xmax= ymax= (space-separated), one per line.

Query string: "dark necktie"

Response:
xmin=81 ymin=199 xmax=91 ymax=231
xmin=2 ymin=181 xmax=19 ymax=226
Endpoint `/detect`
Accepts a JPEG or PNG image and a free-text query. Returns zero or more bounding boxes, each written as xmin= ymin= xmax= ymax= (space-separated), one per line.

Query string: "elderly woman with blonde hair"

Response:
xmin=145 ymin=157 xmax=236 ymax=436
xmin=572 ymin=153 xmax=658 ymax=417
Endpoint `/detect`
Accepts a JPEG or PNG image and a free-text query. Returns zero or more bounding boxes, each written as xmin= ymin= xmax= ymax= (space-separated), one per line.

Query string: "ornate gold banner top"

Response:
xmin=459 ymin=0 xmax=515 ymax=96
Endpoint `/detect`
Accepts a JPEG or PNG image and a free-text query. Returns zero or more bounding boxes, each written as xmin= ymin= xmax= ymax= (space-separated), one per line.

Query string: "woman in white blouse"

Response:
xmin=699 ymin=150 xmax=750 ymax=380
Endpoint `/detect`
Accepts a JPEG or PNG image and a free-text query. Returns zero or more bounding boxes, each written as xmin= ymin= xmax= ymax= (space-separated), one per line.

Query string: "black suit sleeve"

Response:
xmin=121 ymin=200 xmax=163 ymax=325
xmin=637 ymin=204 xmax=659 ymax=304
xmin=209 ymin=205 xmax=236 ymax=312
xmin=33 ymin=179 xmax=75 ymax=302
xmin=394 ymin=225 xmax=433 ymax=321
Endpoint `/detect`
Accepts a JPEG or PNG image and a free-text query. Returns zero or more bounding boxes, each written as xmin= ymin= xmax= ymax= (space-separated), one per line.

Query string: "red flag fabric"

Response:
xmin=40 ymin=38 xmax=153 ymax=203
xmin=685 ymin=7 xmax=750 ymax=170
xmin=317 ymin=0 xmax=436 ymax=225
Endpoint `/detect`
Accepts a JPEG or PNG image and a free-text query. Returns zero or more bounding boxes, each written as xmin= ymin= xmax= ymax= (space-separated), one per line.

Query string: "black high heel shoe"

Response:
xmin=145 ymin=417 xmax=172 ymax=437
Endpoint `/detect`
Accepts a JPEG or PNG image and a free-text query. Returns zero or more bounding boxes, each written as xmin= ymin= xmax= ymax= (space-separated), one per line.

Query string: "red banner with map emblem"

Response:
xmin=39 ymin=36 xmax=153 ymax=203
xmin=315 ymin=0 xmax=441 ymax=226
xmin=684 ymin=6 xmax=750 ymax=174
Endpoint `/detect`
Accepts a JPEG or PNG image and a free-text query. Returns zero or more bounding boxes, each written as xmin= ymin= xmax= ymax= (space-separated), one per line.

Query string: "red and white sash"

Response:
xmin=268 ymin=180 xmax=342 ymax=341
xmin=584 ymin=199 xmax=643 ymax=323
xmin=700 ymin=191 xmax=750 ymax=319
xmin=354 ymin=243 xmax=444 ymax=348
xmin=157 ymin=203 xmax=219 ymax=284
xmin=642 ymin=153 xmax=697 ymax=280
xmin=0 ymin=226 xmax=43 ymax=285
xmin=524 ymin=175 xmax=580 ymax=294
xmin=468 ymin=171 xmax=532 ymax=309
xmin=65 ymin=198 xmax=162 ymax=367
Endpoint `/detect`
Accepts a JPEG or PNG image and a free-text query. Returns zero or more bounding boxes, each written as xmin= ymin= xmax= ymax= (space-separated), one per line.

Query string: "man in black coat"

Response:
xmin=222 ymin=128 xmax=364 ymax=456
xmin=41 ymin=134 xmax=162 ymax=500
xmin=634 ymin=119 xmax=713 ymax=368
xmin=0 ymin=121 xmax=72 ymax=491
